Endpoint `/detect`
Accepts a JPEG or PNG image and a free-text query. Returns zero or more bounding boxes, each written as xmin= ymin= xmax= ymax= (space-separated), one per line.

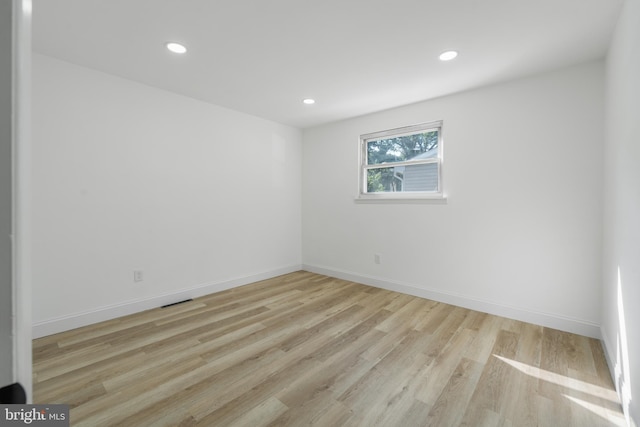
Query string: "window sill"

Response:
xmin=354 ymin=194 xmax=448 ymax=204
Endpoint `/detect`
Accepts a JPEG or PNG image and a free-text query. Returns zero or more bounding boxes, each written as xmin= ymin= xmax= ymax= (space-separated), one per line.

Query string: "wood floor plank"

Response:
xmin=424 ymin=357 xmax=485 ymax=427
xmin=33 ymin=271 xmax=623 ymax=426
xmin=415 ymin=327 xmax=479 ymax=405
xmin=231 ymin=396 xmax=289 ymax=427
xmin=501 ymin=322 xmax=542 ymax=426
xmin=459 ymin=329 xmax=520 ymax=423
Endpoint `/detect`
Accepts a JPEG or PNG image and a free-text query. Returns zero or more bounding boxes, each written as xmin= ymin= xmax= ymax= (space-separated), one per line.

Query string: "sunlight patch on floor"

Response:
xmin=564 ymin=394 xmax=627 ymax=426
xmin=494 ymin=355 xmax=618 ymax=402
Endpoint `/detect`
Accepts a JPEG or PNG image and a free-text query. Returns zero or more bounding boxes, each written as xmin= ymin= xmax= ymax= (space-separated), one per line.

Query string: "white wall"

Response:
xmin=32 ymin=54 xmax=302 ymax=336
xmin=602 ymin=0 xmax=640 ymax=425
xmin=302 ymin=62 xmax=604 ymax=337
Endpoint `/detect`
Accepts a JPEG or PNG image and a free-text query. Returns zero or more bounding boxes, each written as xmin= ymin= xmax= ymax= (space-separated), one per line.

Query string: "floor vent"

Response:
xmin=161 ymin=299 xmax=193 ymax=308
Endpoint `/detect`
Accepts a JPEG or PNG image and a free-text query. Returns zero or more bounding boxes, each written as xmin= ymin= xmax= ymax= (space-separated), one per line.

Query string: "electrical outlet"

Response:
xmin=134 ymin=270 xmax=143 ymax=282
xmin=374 ymin=254 xmax=381 ymax=264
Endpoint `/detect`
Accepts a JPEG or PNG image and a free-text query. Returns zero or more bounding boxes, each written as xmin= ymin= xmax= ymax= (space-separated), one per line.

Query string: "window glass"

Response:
xmin=360 ymin=122 xmax=443 ymax=198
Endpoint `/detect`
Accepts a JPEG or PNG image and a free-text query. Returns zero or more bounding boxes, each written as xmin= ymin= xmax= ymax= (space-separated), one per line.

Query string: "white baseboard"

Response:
xmin=601 ymin=327 xmax=618 ymax=389
xmin=34 ymin=262 xmax=601 ymax=340
xmin=302 ymin=264 xmax=601 ymax=338
xmin=32 ymin=264 xmax=302 ymax=338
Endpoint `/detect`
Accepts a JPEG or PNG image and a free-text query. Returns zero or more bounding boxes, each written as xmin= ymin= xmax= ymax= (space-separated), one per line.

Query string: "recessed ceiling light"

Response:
xmin=439 ymin=50 xmax=458 ymax=61
xmin=303 ymin=98 xmax=316 ymax=105
xmin=166 ymin=42 xmax=187 ymax=54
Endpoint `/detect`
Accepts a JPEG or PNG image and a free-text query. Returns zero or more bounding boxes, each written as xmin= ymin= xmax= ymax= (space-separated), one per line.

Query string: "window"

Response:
xmin=359 ymin=121 xmax=443 ymax=199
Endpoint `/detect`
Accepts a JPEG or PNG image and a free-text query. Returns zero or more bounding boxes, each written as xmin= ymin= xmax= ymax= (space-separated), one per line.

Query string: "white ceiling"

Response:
xmin=32 ymin=0 xmax=623 ymax=129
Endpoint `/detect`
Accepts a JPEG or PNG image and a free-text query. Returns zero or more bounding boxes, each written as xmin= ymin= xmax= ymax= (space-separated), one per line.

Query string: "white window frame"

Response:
xmin=357 ymin=121 xmax=445 ymax=201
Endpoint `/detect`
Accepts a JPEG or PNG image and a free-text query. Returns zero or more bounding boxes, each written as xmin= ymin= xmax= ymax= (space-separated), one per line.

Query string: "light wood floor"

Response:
xmin=33 ymin=271 xmax=624 ymax=426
